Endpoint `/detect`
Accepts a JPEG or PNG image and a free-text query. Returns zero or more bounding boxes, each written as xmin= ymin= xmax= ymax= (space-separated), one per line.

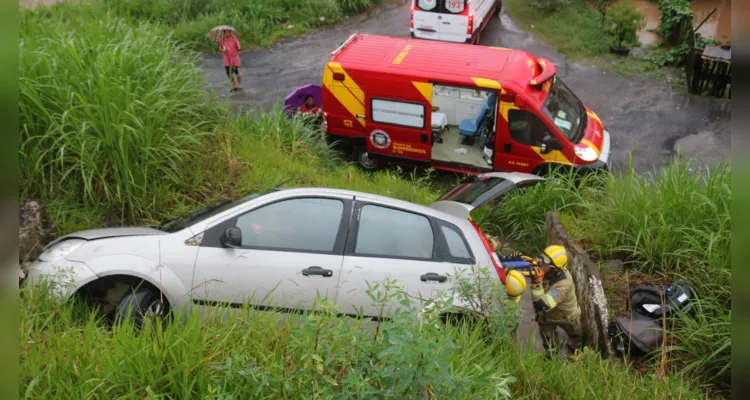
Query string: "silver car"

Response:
xmin=25 ymin=172 xmax=544 ymax=322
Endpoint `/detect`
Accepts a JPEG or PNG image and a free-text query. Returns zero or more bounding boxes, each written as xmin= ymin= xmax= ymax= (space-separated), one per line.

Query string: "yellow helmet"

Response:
xmin=505 ymin=269 xmax=527 ymax=298
xmin=540 ymin=245 xmax=568 ymax=269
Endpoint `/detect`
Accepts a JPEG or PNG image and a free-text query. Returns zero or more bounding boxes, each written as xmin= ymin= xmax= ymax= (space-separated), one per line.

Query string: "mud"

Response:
xmin=201 ymin=2 xmax=730 ymax=175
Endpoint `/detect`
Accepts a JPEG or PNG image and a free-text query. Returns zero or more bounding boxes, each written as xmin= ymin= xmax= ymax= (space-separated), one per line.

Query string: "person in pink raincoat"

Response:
xmin=218 ymin=30 xmax=242 ymax=92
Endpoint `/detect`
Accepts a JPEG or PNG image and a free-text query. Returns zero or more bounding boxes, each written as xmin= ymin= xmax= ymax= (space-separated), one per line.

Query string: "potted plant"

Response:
xmin=605 ymin=3 xmax=645 ymax=55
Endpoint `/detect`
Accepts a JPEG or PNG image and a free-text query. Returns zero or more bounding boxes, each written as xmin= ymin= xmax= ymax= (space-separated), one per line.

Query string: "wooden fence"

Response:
xmin=685 ymin=32 xmax=731 ymax=99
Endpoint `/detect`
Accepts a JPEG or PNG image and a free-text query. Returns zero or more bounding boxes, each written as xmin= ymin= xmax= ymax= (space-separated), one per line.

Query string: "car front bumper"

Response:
xmin=577 ymin=129 xmax=612 ymax=172
xmin=25 ymin=258 xmax=99 ymax=300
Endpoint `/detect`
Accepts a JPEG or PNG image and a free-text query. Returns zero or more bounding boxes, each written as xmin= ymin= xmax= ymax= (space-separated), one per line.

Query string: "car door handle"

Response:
xmin=420 ymin=272 xmax=448 ymax=283
xmin=302 ymin=266 xmax=334 ymax=277
xmin=442 ymin=22 xmax=451 ymax=25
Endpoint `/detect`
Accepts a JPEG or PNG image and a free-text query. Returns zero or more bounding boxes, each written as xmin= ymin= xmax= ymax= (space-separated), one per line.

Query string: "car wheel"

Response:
xmin=356 ymin=148 xmax=380 ymax=170
xmin=115 ymin=284 xmax=169 ymax=327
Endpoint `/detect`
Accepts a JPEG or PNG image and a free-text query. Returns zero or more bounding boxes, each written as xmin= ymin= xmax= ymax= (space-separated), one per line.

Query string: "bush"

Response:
xmin=605 ymin=3 xmax=645 ymax=49
xmin=657 ymin=0 xmax=693 ymax=43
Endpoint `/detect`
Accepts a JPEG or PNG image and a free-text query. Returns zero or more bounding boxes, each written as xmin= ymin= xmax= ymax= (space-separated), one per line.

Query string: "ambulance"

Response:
xmin=320 ymin=34 xmax=612 ymax=176
xmin=410 ymin=0 xmax=502 ymax=44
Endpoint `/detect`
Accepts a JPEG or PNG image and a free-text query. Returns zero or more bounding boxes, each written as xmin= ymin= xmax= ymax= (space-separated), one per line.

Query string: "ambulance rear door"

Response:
xmin=365 ymin=94 xmax=432 ymax=163
xmin=413 ymin=0 xmax=442 ymax=41
xmin=439 ymin=0 xmax=471 ymax=43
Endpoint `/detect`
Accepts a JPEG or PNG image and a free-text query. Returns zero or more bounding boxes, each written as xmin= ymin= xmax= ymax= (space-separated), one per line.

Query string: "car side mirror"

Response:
xmin=220 ymin=227 xmax=242 ymax=248
xmin=540 ymin=134 xmax=557 ymax=154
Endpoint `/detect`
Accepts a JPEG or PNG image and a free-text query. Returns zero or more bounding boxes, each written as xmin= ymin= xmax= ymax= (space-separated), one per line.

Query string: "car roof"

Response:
xmin=330 ymin=34 xmax=547 ymax=93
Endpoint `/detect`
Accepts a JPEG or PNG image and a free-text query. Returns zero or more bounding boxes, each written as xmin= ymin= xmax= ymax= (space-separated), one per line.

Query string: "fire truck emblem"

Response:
xmin=370 ymin=130 xmax=390 ymax=149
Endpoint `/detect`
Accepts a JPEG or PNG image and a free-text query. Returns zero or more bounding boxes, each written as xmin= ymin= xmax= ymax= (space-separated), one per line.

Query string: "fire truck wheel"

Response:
xmin=355 ymin=148 xmax=380 ymax=170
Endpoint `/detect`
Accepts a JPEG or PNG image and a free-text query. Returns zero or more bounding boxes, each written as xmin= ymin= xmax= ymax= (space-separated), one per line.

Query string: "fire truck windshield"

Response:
xmin=541 ymin=77 xmax=586 ymax=142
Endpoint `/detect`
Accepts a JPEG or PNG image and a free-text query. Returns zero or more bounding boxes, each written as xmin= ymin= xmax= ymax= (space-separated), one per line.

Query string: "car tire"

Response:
xmin=355 ymin=147 xmax=380 ymax=171
xmin=115 ymin=284 xmax=169 ymax=327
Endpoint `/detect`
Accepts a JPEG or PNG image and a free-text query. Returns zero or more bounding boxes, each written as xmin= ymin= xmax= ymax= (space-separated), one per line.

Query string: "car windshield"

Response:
xmin=541 ymin=77 xmax=586 ymax=142
xmin=160 ymin=193 xmax=266 ymax=233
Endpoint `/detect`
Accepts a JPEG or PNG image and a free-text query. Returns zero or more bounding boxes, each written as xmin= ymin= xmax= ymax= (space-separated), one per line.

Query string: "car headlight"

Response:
xmin=38 ymin=239 xmax=86 ymax=262
xmin=574 ymin=145 xmax=599 ymax=162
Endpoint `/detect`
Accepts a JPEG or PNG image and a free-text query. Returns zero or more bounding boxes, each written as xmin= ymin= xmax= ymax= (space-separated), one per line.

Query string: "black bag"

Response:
xmin=628 ymin=279 xmax=696 ymax=321
xmin=609 ymin=314 xmax=664 ymax=356
xmin=610 ymin=279 xmax=696 ymax=357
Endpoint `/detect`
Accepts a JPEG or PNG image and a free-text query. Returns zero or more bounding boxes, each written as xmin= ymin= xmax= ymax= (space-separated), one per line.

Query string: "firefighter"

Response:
xmin=502 ymin=245 xmax=582 ymax=358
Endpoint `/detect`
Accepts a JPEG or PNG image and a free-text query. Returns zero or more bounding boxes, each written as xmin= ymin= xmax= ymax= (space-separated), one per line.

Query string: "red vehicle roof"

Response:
xmin=329 ymin=34 xmax=549 ymax=94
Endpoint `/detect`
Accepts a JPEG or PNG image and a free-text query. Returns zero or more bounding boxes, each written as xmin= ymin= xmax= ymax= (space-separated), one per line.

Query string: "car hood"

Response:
xmin=46 ymin=226 xmax=164 ymax=247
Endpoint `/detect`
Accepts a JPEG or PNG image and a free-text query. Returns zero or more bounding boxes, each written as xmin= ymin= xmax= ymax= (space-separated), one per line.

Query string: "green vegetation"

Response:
xmin=504 ymin=0 xmax=692 ymax=81
xmin=30 ymin=0 xmax=382 ymax=52
xmin=21 ymin=280 xmax=703 ymax=399
xmin=505 ymin=0 xmax=613 ymax=58
xmin=605 ymin=3 xmax=645 ymax=49
xmin=656 ymin=0 xmax=693 ymax=42
xmin=20 ymin=7 xmax=434 ymax=235
xmin=19 ymin=1 xmax=727 ymax=397
xmin=481 ymin=160 xmax=731 ymax=393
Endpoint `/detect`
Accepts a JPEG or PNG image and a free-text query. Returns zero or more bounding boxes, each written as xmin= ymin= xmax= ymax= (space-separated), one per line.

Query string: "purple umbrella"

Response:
xmin=284 ymin=84 xmax=322 ymax=118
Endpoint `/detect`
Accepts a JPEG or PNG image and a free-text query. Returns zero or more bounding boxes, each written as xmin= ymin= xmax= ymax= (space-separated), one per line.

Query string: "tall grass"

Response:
xmin=20 ymin=282 xmax=702 ymax=399
xmin=103 ymin=0 xmax=381 ymax=50
xmin=19 ymin=11 xmax=222 ymax=221
xmin=19 ymin=6 xmax=436 ymax=234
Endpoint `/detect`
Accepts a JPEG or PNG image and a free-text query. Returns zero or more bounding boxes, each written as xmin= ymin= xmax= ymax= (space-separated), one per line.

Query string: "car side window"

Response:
xmin=440 ymin=224 xmax=472 ymax=260
xmin=507 ymin=109 xmax=556 ymax=147
xmin=354 ymin=205 xmax=434 ymax=259
xmin=235 ymin=197 xmax=344 ymax=253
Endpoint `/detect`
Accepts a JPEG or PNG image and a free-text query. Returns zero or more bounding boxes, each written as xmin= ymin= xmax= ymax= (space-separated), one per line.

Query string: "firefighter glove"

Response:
xmin=532 ymin=266 xmax=545 ymax=283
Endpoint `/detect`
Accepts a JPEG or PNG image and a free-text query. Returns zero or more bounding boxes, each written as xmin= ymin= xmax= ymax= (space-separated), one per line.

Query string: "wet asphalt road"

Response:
xmin=199 ymin=1 xmax=730 ymax=352
xmin=200 ymin=1 xmax=730 ymax=174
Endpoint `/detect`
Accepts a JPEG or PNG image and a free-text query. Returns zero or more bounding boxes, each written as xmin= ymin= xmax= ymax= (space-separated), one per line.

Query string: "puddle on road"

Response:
xmin=622 ymin=0 xmax=731 ymax=46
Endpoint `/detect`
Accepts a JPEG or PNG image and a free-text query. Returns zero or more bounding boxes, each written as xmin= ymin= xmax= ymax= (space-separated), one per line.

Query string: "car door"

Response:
xmin=413 ymin=0 xmax=442 ymax=40
xmin=367 ymin=95 xmax=432 ymax=163
xmin=496 ymin=108 xmax=564 ymax=173
xmin=190 ymin=194 xmax=353 ymax=313
xmin=336 ymin=200 xmax=469 ymax=319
